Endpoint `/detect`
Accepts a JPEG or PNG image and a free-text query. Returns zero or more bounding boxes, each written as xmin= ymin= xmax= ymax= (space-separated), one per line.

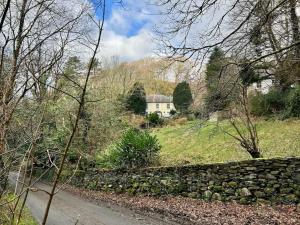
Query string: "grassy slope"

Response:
xmin=153 ymin=119 xmax=300 ymax=166
xmin=0 ymin=194 xmax=38 ymax=225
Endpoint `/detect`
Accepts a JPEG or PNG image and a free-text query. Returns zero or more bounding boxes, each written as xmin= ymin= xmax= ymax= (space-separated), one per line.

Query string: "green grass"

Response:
xmin=0 ymin=194 xmax=38 ymax=225
xmin=153 ymin=119 xmax=300 ymax=166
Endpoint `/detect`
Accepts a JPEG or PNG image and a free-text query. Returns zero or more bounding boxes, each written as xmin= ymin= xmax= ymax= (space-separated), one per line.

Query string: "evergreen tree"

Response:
xmin=206 ymin=47 xmax=225 ymax=92
xmin=126 ymin=82 xmax=147 ymax=115
xmin=205 ymin=47 xmax=229 ymax=112
xmin=173 ymin=81 xmax=193 ymax=113
xmin=64 ymin=56 xmax=81 ymax=75
xmin=239 ymin=61 xmax=260 ymax=87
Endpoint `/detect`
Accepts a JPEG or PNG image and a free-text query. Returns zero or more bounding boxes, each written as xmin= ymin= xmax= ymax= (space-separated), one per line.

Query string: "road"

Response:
xmin=9 ymin=173 xmax=180 ymax=225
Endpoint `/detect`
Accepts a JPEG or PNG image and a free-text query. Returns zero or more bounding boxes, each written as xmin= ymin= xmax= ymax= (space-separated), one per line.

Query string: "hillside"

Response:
xmin=153 ymin=119 xmax=300 ymax=166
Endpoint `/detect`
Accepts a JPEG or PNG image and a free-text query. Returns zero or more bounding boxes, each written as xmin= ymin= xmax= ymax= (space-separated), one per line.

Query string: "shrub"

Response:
xmin=146 ymin=112 xmax=163 ymax=126
xmin=264 ymin=89 xmax=287 ymax=113
xmin=287 ymin=86 xmax=300 ymax=117
xmin=249 ymin=92 xmax=267 ymax=116
xmin=249 ymin=89 xmax=287 ymax=116
xmin=97 ymin=128 xmax=161 ymax=169
xmin=170 ymin=109 xmax=177 ymax=116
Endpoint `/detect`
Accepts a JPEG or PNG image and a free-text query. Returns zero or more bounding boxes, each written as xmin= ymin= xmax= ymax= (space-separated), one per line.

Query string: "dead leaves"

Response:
xmin=60 ymin=184 xmax=300 ymax=225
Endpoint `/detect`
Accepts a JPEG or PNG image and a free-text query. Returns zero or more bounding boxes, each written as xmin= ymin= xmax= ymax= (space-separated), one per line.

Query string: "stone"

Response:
xmin=270 ymin=171 xmax=280 ymax=175
xmin=225 ymin=189 xmax=235 ymax=195
xmin=254 ymin=191 xmax=266 ymax=198
xmin=280 ymin=188 xmax=292 ymax=194
xmin=294 ymin=174 xmax=300 ymax=183
xmin=212 ymin=193 xmax=222 ymax=201
xmin=240 ymin=187 xmax=252 ymax=197
xmin=245 ymin=174 xmax=257 ymax=180
xmin=67 ymin=157 xmax=300 ymax=205
xmin=266 ymin=174 xmax=276 ymax=180
xmin=297 ymin=203 xmax=300 ymax=212
xmin=239 ymin=198 xmax=248 ymax=204
xmin=284 ymin=194 xmax=298 ymax=203
xmin=245 ymin=167 xmax=257 ymax=171
xmin=188 ymin=192 xmax=198 ymax=198
xmin=228 ymin=181 xmax=238 ymax=188
xmin=203 ymin=190 xmax=213 ymax=200
xmin=264 ymin=187 xmax=275 ymax=195
xmin=212 ymin=185 xmax=223 ymax=192
xmin=256 ymin=198 xmax=271 ymax=205
xmin=160 ymin=180 xmax=168 ymax=185
xmin=245 ymin=181 xmax=255 ymax=186
xmin=208 ymin=181 xmax=215 ymax=186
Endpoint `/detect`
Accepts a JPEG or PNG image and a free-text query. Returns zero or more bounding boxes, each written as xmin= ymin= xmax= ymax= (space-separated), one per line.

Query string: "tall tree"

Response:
xmin=126 ymin=82 xmax=147 ymax=115
xmin=173 ymin=81 xmax=193 ymax=113
xmin=205 ymin=47 xmax=230 ymax=112
xmin=65 ymin=56 xmax=82 ymax=75
xmin=206 ymin=47 xmax=225 ymax=92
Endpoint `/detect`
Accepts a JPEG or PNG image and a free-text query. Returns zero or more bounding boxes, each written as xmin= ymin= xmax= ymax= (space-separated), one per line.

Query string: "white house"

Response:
xmin=146 ymin=95 xmax=176 ymax=117
xmin=249 ymin=79 xmax=273 ymax=94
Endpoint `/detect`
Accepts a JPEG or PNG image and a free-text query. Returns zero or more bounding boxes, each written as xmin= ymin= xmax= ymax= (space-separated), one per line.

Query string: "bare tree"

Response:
xmin=0 ymin=0 xmax=102 ymax=223
xmin=156 ymin=0 xmax=300 ymax=72
xmin=156 ymin=0 xmax=300 ymax=158
xmin=41 ymin=1 xmax=107 ymax=223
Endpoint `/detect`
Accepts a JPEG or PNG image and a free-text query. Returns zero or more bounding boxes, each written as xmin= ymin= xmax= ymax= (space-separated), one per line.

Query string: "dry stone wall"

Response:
xmin=69 ymin=158 xmax=300 ymax=204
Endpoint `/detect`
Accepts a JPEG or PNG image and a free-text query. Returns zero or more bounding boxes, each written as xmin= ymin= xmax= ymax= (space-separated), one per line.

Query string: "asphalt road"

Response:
xmin=9 ymin=173 xmax=180 ymax=225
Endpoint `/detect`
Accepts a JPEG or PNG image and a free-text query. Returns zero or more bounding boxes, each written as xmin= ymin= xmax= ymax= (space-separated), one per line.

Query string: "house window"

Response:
xmin=156 ymin=103 xmax=159 ymax=109
xmin=257 ymin=82 xmax=262 ymax=88
xmin=167 ymin=103 xmax=170 ymax=109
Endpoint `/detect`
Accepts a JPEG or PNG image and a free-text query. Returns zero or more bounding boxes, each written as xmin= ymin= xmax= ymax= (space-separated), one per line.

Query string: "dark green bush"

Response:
xmin=264 ymin=89 xmax=287 ymax=113
xmin=146 ymin=112 xmax=163 ymax=126
xmin=170 ymin=109 xmax=177 ymax=116
xmin=249 ymin=89 xmax=287 ymax=116
xmin=249 ymin=92 xmax=266 ymax=116
xmin=97 ymin=128 xmax=161 ymax=169
xmin=287 ymin=86 xmax=300 ymax=117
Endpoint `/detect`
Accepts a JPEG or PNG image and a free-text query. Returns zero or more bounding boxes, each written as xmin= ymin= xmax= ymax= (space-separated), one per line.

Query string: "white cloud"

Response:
xmin=106 ymin=9 xmax=131 ymax=35
xmin=95 ymin=1 xmax=157 ymax=61
xmin=65 ymin=0 xmax=158 ymax=62
xmin=99 ymin=28 xmax=155 ymax=61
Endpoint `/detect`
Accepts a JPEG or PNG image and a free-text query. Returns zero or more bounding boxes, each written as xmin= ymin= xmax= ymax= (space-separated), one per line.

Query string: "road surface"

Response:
xmin=9 ymin=173 xmax=180 ymax=225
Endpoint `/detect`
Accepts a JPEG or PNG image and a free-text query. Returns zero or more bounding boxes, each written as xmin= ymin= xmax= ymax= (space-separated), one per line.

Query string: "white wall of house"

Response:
xmin=146 ymin=102 xmax=176 ymax=117
xmin=249 ymin=79 xmax=273 ymax=94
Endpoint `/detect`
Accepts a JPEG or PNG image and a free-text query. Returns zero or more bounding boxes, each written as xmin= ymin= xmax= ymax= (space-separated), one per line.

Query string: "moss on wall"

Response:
xmin=68 ymin=157 xmax=300 ymax=204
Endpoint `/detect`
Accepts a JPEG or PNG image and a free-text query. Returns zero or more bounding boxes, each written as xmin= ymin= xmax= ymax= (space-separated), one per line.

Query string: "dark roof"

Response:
xmin=146 ymin=95 xmax=173 ymax=103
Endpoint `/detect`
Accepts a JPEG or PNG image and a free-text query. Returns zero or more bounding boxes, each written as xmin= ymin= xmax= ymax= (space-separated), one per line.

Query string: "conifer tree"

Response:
xmin=126 ymin=82 xmax=147 ymax=115
xmin=173 ymin=81 xmax=193 ymax=113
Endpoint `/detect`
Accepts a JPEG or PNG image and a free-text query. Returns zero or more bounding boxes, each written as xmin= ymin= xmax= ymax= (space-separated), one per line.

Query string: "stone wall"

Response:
xmin=69 ymin=158 xmax=300 ymax=204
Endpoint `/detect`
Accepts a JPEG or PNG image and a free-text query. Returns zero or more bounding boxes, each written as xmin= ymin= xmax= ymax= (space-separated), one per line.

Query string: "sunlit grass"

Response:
xmin=153 ymin=119 xmax=300 ymax=166
xmin=0 ymin=194 xmax=38 ymax=225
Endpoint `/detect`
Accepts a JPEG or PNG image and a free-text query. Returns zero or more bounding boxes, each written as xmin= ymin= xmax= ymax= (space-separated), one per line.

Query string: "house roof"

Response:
xmin=146 ymin=95 xmax=173 ymax=103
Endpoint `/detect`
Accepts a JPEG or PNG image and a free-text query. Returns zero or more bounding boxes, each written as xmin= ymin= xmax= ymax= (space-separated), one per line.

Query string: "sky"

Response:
xmin=90 ymin=0 xmax=157 ymax=62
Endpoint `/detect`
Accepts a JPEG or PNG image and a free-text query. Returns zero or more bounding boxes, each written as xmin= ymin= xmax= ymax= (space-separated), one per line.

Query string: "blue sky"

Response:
xmin=90 ymin=0 xmax=151 ymax=37
xmin=88 ymin=0 xmax=156 ymax=61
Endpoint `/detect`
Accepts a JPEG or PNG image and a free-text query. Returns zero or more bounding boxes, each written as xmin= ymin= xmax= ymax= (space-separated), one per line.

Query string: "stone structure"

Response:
xmin=68 ymin=158 xmax=300 ymax=204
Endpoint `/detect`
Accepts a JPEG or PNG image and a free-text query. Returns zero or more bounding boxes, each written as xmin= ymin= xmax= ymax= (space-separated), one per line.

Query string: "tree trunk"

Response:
xmin=249 ymin=149 xmax=261 ymax=158
xmin=0 ymin=126 xmax=5 ymax=154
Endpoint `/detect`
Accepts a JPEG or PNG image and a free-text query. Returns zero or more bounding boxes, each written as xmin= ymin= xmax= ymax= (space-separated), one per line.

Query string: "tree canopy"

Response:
xmin=126 ymin=82 xmax=147 ymax=115
xmin=173 ymin=81 xmax=193 ymax=113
